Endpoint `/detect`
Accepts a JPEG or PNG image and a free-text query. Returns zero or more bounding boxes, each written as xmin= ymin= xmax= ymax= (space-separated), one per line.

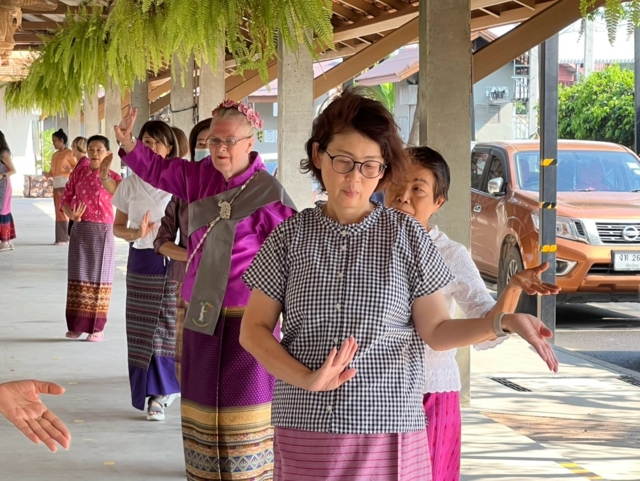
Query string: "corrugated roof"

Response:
xmin=355 ymin=46 xmax=419 ymax=86
xmin=250 ymin=59 xmax=342 ymax=97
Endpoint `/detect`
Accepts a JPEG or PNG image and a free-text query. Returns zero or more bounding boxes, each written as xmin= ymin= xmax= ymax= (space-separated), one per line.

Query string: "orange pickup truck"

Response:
xmin=470 ymin=140 xmax=640 ymax=314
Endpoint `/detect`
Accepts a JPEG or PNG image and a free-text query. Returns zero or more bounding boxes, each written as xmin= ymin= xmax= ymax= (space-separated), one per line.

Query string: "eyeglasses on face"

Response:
xmin=324 ymin=150 xmax=386 ymax=179
xmin=205 ymin=136 xmax=252 ymax=148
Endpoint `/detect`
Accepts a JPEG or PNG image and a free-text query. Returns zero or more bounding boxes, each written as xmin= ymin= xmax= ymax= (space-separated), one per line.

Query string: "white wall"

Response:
xmin=0 ymin=88 xmax=40 ymax=196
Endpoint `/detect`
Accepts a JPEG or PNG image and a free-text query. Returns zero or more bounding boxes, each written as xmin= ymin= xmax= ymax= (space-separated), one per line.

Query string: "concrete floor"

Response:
xmin=0 ymin=198 xmax=185 ymax=480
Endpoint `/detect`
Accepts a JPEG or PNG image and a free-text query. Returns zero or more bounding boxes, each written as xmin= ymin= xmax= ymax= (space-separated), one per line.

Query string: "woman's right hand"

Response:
xmin=114 ymin=108 xmax=138 ymax=151
xmin=100 ymin=154 xmax=113 ymax=180
xmin=71 ymin=203 xmax=86 ymax=222
xmin=302 ymin=337 xmax=358 ymax=392
xmin=135 ymin=211 xmax=156 ymax=240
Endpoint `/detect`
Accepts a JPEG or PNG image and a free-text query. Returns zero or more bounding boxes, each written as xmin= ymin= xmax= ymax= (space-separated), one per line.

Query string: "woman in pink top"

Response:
xmin=60 ymin=135 xmax=122 ymax=342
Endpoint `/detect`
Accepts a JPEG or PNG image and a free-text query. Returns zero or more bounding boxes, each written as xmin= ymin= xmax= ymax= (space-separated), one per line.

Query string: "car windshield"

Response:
xmin=515 ymin=150 xmax=640 ymax=192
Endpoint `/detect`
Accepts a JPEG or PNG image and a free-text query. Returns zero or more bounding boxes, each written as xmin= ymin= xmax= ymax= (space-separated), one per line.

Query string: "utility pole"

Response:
xmin=538 ymin=34 xmax=559 ymax=340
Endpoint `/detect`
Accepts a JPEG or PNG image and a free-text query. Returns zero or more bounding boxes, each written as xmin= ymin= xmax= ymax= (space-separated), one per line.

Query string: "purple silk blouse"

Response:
xmin=120 ymin=142 xmax=296 ymax=306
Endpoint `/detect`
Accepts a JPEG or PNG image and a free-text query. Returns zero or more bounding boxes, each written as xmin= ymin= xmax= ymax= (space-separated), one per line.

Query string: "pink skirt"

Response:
xmin=273 ymin=427 xmax=432 ymax=480
xmin=423 ymin=392 xmax=461 ymax=481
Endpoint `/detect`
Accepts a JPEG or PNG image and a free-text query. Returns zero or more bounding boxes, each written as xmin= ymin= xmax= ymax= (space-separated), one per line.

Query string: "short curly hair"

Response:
xmin=301 ymin=89 xmax=408 ymax=191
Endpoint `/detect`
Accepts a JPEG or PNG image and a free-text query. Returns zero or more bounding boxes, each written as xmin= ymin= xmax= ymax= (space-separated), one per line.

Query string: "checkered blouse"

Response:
xmin=243 ymin=203 xmax=453 ymax=434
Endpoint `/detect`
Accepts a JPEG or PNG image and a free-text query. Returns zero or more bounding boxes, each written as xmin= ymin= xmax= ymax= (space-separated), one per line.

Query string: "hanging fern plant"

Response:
xmin=3 ymin=0 xmax=334 ymax=115
xmin=3 ymin=5 xmax=106 ymax=115
xmin=580 ymin=0 xmax=640 ymax=44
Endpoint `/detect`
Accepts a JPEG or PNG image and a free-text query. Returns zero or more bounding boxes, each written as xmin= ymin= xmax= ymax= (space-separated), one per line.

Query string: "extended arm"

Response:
xmin=240 ymin=289 xmax=358 ymax=392
xmin=412 ymin=291 xmax=558 ymax=372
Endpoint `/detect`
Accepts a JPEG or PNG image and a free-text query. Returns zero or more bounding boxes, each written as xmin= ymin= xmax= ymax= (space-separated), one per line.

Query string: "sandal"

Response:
xmin=86 ymin=331 xmax=104 ymax=342
xmin=65 ymin=331 xmax=83 ymax=339
xmin=147 ymin=397 xmax=165 ymax=421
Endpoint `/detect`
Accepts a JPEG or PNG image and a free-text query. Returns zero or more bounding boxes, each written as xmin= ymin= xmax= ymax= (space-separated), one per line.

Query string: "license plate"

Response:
xmin=612 ymin=251 xmax=640 ymax=271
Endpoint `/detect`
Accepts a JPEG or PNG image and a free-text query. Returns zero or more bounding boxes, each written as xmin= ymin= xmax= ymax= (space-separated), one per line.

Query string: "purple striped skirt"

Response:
xmin=273 ymin=427 xmax=432 ymax=480
xmin=126 ymin=246 xmax=179 ymax=411
xmin=423 ymin=392 xmax=461 ymax=481
xmin=65 ymin=222 xmax=115 ymax=334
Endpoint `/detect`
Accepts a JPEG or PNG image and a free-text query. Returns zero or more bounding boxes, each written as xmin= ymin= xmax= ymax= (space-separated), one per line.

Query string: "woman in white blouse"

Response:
xmin=240 ymin=90 xmax=559 ymax=481
xmin=385 ymin=146 xmax=560 ymax=481
xmin=112 ymin=121 xmax=179 ymax=421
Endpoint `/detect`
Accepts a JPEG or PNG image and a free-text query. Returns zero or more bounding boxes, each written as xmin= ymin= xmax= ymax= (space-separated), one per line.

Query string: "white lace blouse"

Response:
xmin=425 ymin=226 xmax=506 ymax=394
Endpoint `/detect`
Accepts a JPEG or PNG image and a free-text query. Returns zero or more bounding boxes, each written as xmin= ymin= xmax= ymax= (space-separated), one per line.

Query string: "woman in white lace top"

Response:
xmin=385 ymin=146 xmax=560 ymax=481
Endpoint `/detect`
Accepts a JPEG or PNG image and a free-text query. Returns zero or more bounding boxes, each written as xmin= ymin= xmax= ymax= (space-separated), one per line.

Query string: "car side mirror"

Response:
xmin=487 ymin=177 xmax=504 ymax=195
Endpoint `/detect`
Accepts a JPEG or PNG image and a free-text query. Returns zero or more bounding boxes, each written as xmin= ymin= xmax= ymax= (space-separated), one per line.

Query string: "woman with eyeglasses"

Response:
xmin=114 ymin=101 xmax=296 ymax=481
xmin=239 ymin=90 xmax=557 ymax=480
xmin=109 ymin=121 xmax=178 ymax=421
xmin=154 ymin=118 xmax=212 ymax=385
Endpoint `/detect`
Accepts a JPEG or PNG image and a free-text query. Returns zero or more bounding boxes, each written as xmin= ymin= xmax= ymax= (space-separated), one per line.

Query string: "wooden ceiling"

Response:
xmin=3 ymin=0 xmax=564 ymax=114
xmin=11 ymin=0 xmax=556 ymax=60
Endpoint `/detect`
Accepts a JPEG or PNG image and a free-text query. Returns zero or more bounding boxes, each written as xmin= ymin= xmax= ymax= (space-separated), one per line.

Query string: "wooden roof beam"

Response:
xmin=226 ymin=59 xmax=279 ymax=101
xmin=479 ymin=7 xmax=500 ymax=17
xmin=470 ymin=0 xmax=511 ymax=9
xmin=473 ymin=0 xmax=606 ymax=83
xmin=314 ymin=16 xmax=419 ymax=99
xmin=377 ymin=0 xmax=409 ymax=12
xmin=514 ymin=0 xmax=536 ymax=9
xmin=20 ymin=20 xmax=61 ymax=30
xmin=470 ymin=0 xmax=554 ymax=31
xmin=332 ymin=3 xmax=363 ymax=22
xmin=339 ymin=0 xmax=384 ymax=17
xmin=21 ymin=4 xmax=86 ymax=15
xmin=332 ymin=4 xmax=418 ymax=43
xmin=150 ymin=93 xmax=171 ymax=116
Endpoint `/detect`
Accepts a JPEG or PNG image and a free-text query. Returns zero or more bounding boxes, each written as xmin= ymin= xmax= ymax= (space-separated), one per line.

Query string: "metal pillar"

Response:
xmin=583 ymin=18 xmax=595 ymax=80
xmin=538 ymin=35 xmax=559 ymax=340
xmin=634 ymin=27 xmax=640 ymax=154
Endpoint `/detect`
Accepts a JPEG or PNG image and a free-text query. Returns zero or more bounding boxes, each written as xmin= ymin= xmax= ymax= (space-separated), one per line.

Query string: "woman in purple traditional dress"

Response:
xmin=0 ymin=131 xmax=17 ymax=252
xmin=111 ymin=121 xmax=178 ymax=421
xmin=154 ymin=118 xmax=212 ymax=385
xmin=240 ymin=90 xmax=559 ymax=480
xmin=60 ymin=135 xmax=122 ymax=342
xmin=114 ymin=102 xmax=296 ymax=481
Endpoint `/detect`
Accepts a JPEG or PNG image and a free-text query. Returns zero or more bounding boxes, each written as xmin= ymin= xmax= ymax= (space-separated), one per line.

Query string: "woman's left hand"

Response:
xmin=99 ymin=154 xmax=113 ymax=180
xmin=508 ymin=262 xmax=561 ymax=296
xmin=502 ymin=314 xmax=559 ymax=373
xmin=0 ymin=380 xmax=71 ymax=452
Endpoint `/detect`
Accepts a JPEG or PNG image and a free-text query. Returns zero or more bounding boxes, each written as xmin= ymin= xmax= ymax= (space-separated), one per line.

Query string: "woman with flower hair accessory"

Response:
xmin=115 ymin=100 xmax=296 ymax=481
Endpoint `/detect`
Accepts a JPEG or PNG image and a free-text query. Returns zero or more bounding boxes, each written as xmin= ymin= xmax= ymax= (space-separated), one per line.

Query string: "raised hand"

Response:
xmin=0 ymin=380 xmax=71 ymax=452
xmin=100 ymin=153 xmax=113 ymax=180
xmin=509 ymin=262 xmax=561 ymax=296
xmin=71 ymin=203 xmax=86 ymax=222
xmin=503 ymin=314 xmax=559 ymax=373
xmin=303 ymin=336 xmax=358 ymax=392
xmin=136 ymin=210 xmax=156 ymax=240
xmin=114 ymin=107 xmax=138 ymax=148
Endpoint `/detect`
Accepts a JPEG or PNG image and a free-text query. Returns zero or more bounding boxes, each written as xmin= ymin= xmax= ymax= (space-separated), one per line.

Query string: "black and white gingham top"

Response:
xmin=243 ymin=203 xmax=453 ymax=434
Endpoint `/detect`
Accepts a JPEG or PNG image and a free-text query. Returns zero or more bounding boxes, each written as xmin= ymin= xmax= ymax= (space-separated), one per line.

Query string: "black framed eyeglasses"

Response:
xmin=205 ymin=136 xmax=252 ymax=148
xmin=325 ymin=151 xmax=386 ymax=179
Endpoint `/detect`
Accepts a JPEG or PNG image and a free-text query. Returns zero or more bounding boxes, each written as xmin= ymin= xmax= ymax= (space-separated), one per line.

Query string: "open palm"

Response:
xmin=510 ymin=262 xmax=561 ymax=296
xmin=304 ymin=337 xmax=358 ymax=392
xmin=0 ymin=380 xmax=71 ymax=452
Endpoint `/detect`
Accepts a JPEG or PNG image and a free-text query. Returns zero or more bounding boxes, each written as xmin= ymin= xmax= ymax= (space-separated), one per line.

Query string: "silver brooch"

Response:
xmin=218 ymin=201 xmax=232 ymax=220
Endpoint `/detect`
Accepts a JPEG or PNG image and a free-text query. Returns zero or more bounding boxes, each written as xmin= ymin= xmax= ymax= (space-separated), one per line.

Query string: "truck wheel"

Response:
xmin=498 ymin=246 xmax=537 ymax=316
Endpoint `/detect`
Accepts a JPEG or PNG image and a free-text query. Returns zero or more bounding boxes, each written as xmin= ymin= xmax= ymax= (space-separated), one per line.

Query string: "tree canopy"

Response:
xmin=558 ymin=64 xmax=634 ymax=148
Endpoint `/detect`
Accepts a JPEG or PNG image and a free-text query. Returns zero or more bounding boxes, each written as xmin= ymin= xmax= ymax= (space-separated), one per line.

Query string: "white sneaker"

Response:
xmin=0 ymin=242 xmax=10 ymax=252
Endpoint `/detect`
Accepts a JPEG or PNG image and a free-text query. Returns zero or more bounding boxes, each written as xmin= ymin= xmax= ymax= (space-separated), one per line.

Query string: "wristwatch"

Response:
xmin=493 ymin=312 xmax=511 ymax=338
xmin=118 ymin=134 xmax=136 ymax=149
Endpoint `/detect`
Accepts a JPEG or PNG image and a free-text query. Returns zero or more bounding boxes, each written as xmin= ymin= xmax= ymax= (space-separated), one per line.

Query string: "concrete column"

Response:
xmin=198 ymin=50 xmax=226 ymax=122
xmin=131 ymin=77 xmax=150 ymax=137
xmin=277 ymin=36 xmax=315 ymax=211
xmin=171 ymin=55 xmax=196 ymax=135
xmin=83 ymin=88 xmax=100 ymax=139
xmin=418 ymin=0 xmax=472 ymax=406
xmin=105 ymin=80 xmax=123 ymax=173
xmin=67 ymin=105 xmax=82 ymax=143
xmin=583 ymin=18 xmax=595 ymax=79
xmin=528 ymin=46 xmax=540 ymax=138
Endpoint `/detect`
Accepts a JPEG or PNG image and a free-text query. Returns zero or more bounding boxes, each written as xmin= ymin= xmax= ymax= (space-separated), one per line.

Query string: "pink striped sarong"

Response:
xmin=273 ymin=427 xmax=432 ymax=480
xmin=423 ymin=392 xmax=461 ymax=481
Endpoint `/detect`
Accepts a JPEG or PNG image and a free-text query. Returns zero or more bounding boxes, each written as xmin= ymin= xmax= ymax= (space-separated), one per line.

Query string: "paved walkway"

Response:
xmin=1 ymin=198 xmax=639 ymax=480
